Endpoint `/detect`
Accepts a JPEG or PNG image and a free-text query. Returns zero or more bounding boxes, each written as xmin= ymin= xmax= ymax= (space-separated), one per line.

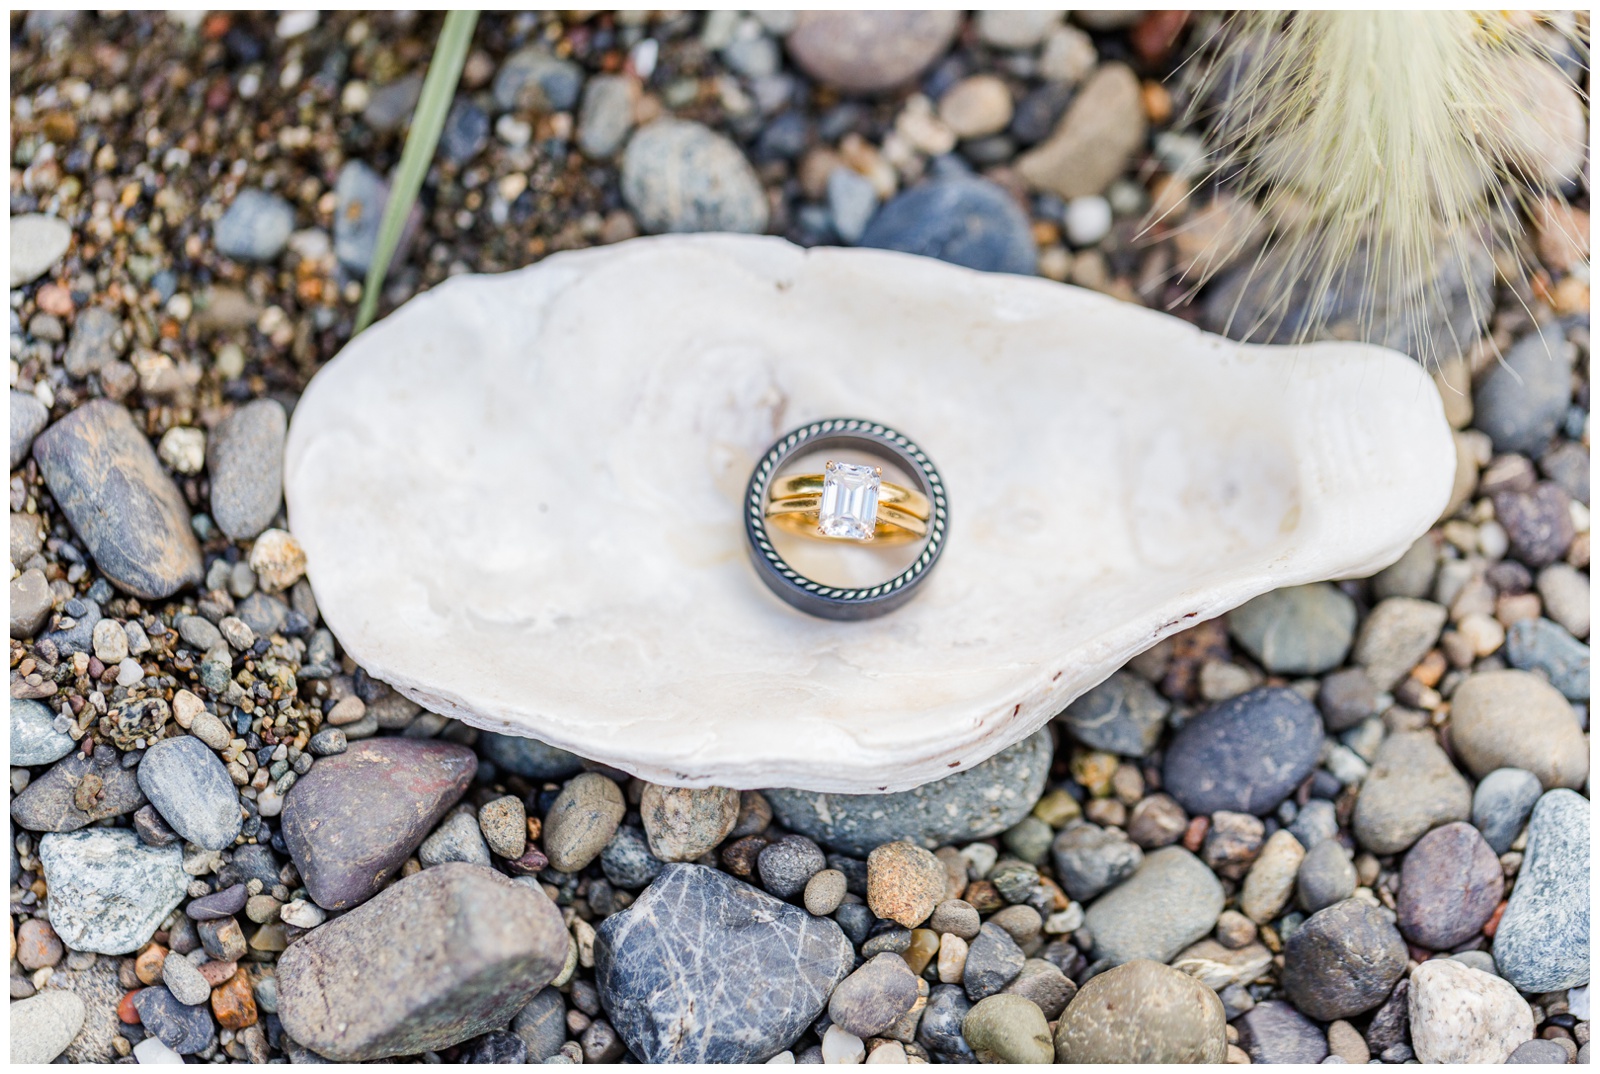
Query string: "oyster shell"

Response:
xmin=285 ymin=235 xmax=1454 ymax=792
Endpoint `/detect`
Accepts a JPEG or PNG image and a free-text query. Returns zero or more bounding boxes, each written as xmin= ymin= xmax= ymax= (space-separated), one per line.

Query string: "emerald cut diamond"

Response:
xmin=817 ymin=460 xmax=881 ymax=540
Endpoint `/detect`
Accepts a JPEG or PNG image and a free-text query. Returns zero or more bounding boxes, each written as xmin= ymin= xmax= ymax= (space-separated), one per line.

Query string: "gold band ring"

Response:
xmin=763 ymin=460 xmax=930 ymax=543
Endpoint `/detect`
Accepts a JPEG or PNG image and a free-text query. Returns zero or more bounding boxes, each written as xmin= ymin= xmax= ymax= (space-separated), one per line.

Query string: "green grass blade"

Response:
xmin=354 ymin=9 xmax=479 ymax=334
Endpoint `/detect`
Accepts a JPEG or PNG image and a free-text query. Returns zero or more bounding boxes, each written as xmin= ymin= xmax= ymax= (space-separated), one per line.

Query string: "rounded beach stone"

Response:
xmin=278 ymin=863 xmax=568 ymax=1062
xmin=213 ymin=189 xmax=295 ymax=262
xmin=9 ymin=989 xmax=86 ymax=1063
xmin=1051 ymin=820 xmax=1142 ymax=901
xmin=1474 ymin=324 xmax=1574 ymax=456
xmin=1408 ymin=958 xmax=1535 ymax=1064
xmin=764 ymin=728 xmax=1051 ymax=855
xmin=1016 ymin=63 xmax=1147 ymax=199
xmin=478 ymin=795 xmax=528 ymax=859
xmin=1161 ymin=687 xmax=1324 ymax=816
xmin=784 ymin=11 xmax=959 ymax=94
xmin=1056 ymin=669 xmax=1170 ymax=756
xmin=829 ymin=952 xmax=919 ymax=1038
xmin=622 ymin=120 xmax=767 ymax=235
xmin=544 ymin=772 xmax=626 ymax=873
xmin=136 ymin=734 xmax=243 ymax=851
xmin=867 ymin=841 xmax=947 ymax=927
xmin=418 ymin=810 xmax=491 ymax=868
xmin=1083 ymin=846 xmax=1224 ymax=965
xmin=280 ymin=738 xmax=477 ymax=910
xmin=1296 ymin=837 xmax=1357 ymax=914
xmin=207 ymin=399 xmax=286 ymax=541
xmin=1351 ymin=596 xmax=1448 ymax=690
xmin=803 ymin=868 xmax=847 ymax=916
xmin=30 ymin=400 xmax=203 ymax=600
xmin=600 ymin=825 xmax=664 ymax=889
xmin=478 ymin=731 xmax=582 ymax=780
xmin=1053 ymin=959 xmax=1226 ymax=1063
xmin=962 ymin=993 xmax=1054 ymax=1064
xmin=10 ymin=212 xmax=71 ymax=286
xmin=1396 ymin=822 xmax=1503 ymax=950
xmin=11 ymin=391 xmax=49 ymax=472
xmin=1351 ymin=730 xmax=1470 ymax=854
xmin=595 ymin=864 xmax=853 ymax=1063
xmin=1236 ymin=1000 xmax=1328 ymax=1064
xmin=928 ymin=899 xmax=982 ymax=940
xmin=963 ymin=922 xmax=1026 ymax=1001
xmin=10 ymin=698 xmax=74 ymax=766
xmin=758 ymin=835 xmax=826 ymax=899
xmin=1492 ymin=788 xmax=1590 ymax=993
xmin=1471 ymin=767 xmax=1542 ymax=854
xmin=858 ymin=177 xmax=1037 ymax=276
xmin=1282 ymin=899 xmax=1407 ymax=1021
xmin=1228 ymin=582 xmax=1357 ymax=675
xmin=1239 ymin=828 xmax=1305 ymax=924
xmin=1447 ymin=670 xmax=1588 ymax=790
xmin=639 ymin=783 xmax=739 ymax=863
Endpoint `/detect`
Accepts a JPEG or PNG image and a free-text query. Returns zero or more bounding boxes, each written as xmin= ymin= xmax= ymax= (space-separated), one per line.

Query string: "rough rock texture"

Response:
xmin=594 ymin=864 xmax=853 ymax=1063
xmin=543 ymin=772 xmax=626 ymax=872
xmin=1236 ymin=1000 xmax=1329 ymax=1064
xmin=764 ymin=729 xmax=1052 ymax=855
xmin=1161 ymin=688 xmax=1323 ymax=816
xmin=639 ymin=783 xmax=739 ymax=862
xmin=40 ymin=956 xmax=126 ymax=1062
xmin=964 ymin=993 xmax=1055 ymax=1064
xmin=1352 ymin=731 xmax=1471 ymax=854
xmin=866 ymin=841 xmax=946 ymax=927
xmin=277 ymin=864 xmax=567 ymax=1061
xmin=1053 ymin=958 xmax=1226 ymax=1063
xmin=10 ymin=746 xmax=146 ymax=832
xmin=784 ymin=11 xmax=960 ymax=94
xmin=207 ymin=399 xmax=287 ymax=541
xmin=1056 ymin=670 xmax=1170 ymax=756
xmin=1493 ymin=789 xmax=1590 ymax=993
xmin=136 ymin=734 xmax=243 ymax=850
xmin=10 ymin=990 xmax=86 ymax=1063
xmin=281 ymin=738 xmax=476 ymax=910
xmin=1408 ymin=959 xmax=1535 ymax=1064
xmin=828 ymin=953 xmax=919 ymax=1038
xmin=1083 ymin=846 xmax=1224 ymax=965
xmin=1447 ymin=669 xmax=1589 ymax=790
xmin=30 ymin=400 xmax=204 ymax=599
xmin=1228 ymin=582 xmax=1357 ymax=675
xmin=10 ymin=698 xmax=75 ymax=766
xmin=621 ymin=120 xmax=768 ymax=235
xmin=37 ymin=829 xmax=187 ymax=954
xmin=1351 ymin=596 xmax=1449 ymax=689
xmin=1396 ymin=822 xmax=1503 ymax=950
xmin=132 ymin=986 xmax=214 ymax=1054
xmin=1282 ymin=899 xmax=1407 ymax=1021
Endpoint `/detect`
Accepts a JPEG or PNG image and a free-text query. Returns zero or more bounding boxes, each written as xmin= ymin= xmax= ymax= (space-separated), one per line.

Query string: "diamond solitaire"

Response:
xmin=817 ymin=460 xmax=882 ymax=540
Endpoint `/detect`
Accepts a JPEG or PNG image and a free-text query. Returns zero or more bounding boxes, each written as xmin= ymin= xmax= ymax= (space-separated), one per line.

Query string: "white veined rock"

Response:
xmin=284 ymin=235 xmax=1455 ymax=793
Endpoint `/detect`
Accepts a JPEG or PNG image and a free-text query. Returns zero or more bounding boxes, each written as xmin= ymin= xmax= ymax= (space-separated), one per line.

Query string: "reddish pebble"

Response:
xmin=1482 ymin=900 xmax=1507 ymax=938
xmin=35 ymin=284 xmax=74 ymax=317
xmin=134 ymin=943 xmax=168 ymax=986
xmin=1131 ymin=9 xmax=1190 ymax=66
xmin=118 ymin=990 xmax=142 ymax=1025
xmin=198 ymin=959 xmax=238 ymax=987
xmin=503 ymin=844 xmax=550 ymax=876
xmin=212 ymin=968 xmax=258 ymax=1030
xmin=1182 ymin=815 xmax=1210 ymax=853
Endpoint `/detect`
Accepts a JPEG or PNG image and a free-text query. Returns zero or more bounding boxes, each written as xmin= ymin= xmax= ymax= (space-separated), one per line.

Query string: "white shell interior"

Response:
xmin=284 ymin=235 xmax=1455 ymax=792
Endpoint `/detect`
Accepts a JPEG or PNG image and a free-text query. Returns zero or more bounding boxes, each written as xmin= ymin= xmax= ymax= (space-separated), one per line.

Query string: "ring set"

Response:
xmin=744 ymin=419 xmax=948 ymax=620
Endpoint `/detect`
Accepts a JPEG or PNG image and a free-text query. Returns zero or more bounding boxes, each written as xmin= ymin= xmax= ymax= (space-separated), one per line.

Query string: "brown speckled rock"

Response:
xmin=785 ymin=11 xmax=960 ymax=94
xmin=1448 ymin=669 xmax=1589 ymax=790
xmin=281 ymin=738 xmax=476 ymax=910
xmin=1053 ymin=959 xmax=1226 ymax=1063
xmin=278 ymin=863 xmax=566 ymax=1061
xmin=639 ymin=784 xmax=739 ymax=863
xmin=866 ymin=841 xmax=947 ymax=928
xmin=31 ymin=400 xmax=203 ymax=599
xmin=1396 ymin=822 xmax=1503 ymax=950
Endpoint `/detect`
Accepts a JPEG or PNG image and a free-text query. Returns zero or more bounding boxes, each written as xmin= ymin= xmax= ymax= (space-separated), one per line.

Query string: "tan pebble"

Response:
xmin=248 ymin=529 xmax=307 ymax=593
xmin=937 ymin=933 xmax=969 ymax=983
xmin=867 ymin=842 xmax=946 ymax=928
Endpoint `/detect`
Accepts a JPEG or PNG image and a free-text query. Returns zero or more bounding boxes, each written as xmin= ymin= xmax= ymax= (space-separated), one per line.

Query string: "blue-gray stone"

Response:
xmin=1295 ymin=838 xmax=1356 ymax=914
xmin=1505 ymin=617 xmax=1590 ymax=701
xmin=478 ymin=730 xmax=583 ymax=780
xmin=1057 ymin=669 xmax=1170 ymax=756
xmin=38 ymin=829 xmax=187 ymax=954
xmin=826 ymin=167 xmax=878 ymax=244
xmin=1236 ymin=1001 xmax=1328 ymax=1064
xmin=1051 ymin=821 xmax=1142 ymax=902
xmin=207 ymin=399 xmax=286 ymax=542
xmin=594 ymin=864 xmax=853 ymax=1063
xmin=136 ymin=735 xmax=242 ymax=851
xmin=333 ymin=161 xmax=391 ymax=275
xmin=1083 ymin=847 xmax=1224 ymax=966
xmin=38 ymin=596 xmax=99 ymax=657
xmin=1288 ymin=798 xmax=1338 ymax=850
xmin=511 ymin=987 xmax=567 ymax=1062
xmin=441 ymin=99 xmax=490 ymax=164
xmin=622 ymin=119 xmax=769 ymax=235
xmin=362 ymin=74 xmax=423 ymax=132
xmin=858 ymin=177 xmax=1036 ymax=275
xmin=1493 ymin=788 xmax=1589 ymax=992
xmin=600 ymin=824 xmax=665 ymax=890
xmin=213 ymin=189 xmax=295 ymax=262
xmin=11 ymin=389 xmax=48 ymax=468
xmin=1162 ymin=688 xmax=1324 ymax=816
xmin=763 ymin=728 xmax=1052 ymax=855
xmin=1228 ymin=583 xmax=1357 ymax=676
xmin=917 ymin=983 xmax=975 ymax=1058
xmin=11 ymin=747 xmax=145 ymax=832
xmin=758 ymin=834 xmax=826 ymax=899
xmin=493 ymin=46 xmax=583 ymax=112
xmin=1509 ymin=1039 xmax=1574 ymax=1064
xmin=963 ymin=922 xmax=1026 ymax=1000
xmin=1474 ymin=324 xmax=1575 ymax=455
xmin=11 ymin=698 xmax=74 ymax=766
xmin=1471 ymin=768 xmax=1543 ymax=854
xmin=132 ymin=986 xmax=215 ymax=1054
xmin=576 ymin=75 xmax=635 ymax=160
xmin=63 ymin=305 xmax=122 ymax=378
xmin=186 ymin=883 xmax=247 ymax=921
xmin=31 ymin=401 xmax=204 ymax=600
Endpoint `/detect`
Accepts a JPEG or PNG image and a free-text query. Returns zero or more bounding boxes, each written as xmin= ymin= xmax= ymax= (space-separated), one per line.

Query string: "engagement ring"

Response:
xmin=744 ymin=418 xmax=948 ymax=620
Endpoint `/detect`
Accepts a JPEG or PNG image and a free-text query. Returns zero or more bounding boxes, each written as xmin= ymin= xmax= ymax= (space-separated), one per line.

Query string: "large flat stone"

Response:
xmin=277 ymin=863 xmax=567 ymax=1061
xmin=37 ymin=829 xmax=187 ymax=954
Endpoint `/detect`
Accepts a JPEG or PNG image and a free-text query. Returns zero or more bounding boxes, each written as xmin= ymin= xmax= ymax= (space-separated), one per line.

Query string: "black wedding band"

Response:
xmin=744 ymin=419 xmax=948 ymax=620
